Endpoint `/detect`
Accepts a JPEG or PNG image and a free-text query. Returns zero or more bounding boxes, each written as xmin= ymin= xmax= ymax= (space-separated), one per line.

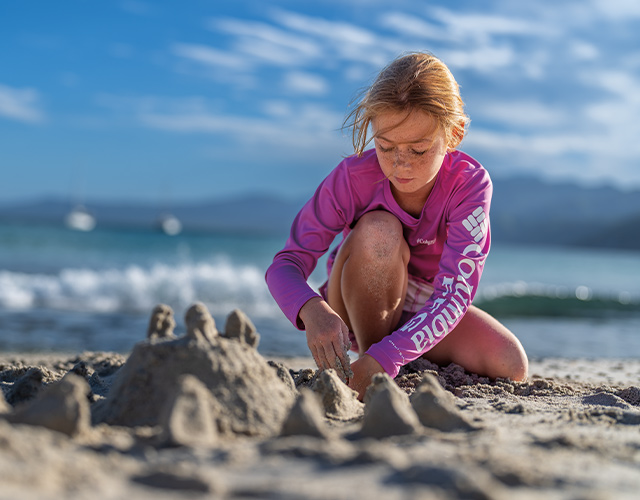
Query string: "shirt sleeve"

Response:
xmin=366 ymin=169 xmax=493 ymax=377
xmin=265 ymin=161 xmax=355 ymax=329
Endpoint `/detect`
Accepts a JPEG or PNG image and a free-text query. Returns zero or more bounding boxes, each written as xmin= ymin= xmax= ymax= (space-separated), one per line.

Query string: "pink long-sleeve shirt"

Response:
xmin=266 ymin=148 xmax=492 ymax=378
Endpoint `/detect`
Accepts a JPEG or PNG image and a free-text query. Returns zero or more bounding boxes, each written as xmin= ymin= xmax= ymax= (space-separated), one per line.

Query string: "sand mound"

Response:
xmin=410 ymin=373 xmax=476 ymax=432
xmin=280 ymin=388 xmax=331 ymax=439
xmin=312 ymin=368 xmax=363 ymax=421
xmin=360 ymin=373 xmax=422 ymax=438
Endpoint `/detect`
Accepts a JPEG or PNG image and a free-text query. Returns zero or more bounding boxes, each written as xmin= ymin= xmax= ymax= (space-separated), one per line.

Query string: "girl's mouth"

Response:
xmin=395 ymin=177 xmax=413 ymax=184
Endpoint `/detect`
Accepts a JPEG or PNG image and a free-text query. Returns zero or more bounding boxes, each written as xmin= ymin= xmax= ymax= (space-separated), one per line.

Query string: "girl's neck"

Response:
xmin=391 ymin=180 xmax=436 ymax=218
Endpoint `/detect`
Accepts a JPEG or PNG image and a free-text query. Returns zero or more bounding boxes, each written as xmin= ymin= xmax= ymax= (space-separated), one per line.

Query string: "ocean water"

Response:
xmin=0 ymin=220 xmax=638 ymax=360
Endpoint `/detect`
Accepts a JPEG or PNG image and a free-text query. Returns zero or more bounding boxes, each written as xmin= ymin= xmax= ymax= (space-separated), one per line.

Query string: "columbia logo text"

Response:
xmin=417 ymin=238 xmax=436 ymax=245
xmin=401 ymin=243 xmax=485 ymax=352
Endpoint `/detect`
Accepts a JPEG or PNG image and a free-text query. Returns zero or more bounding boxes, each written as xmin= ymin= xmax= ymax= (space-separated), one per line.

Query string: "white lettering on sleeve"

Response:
xmin=398 ymin=232 xmax=487 ymax=356
xmin=462 ymin=207 xmax=487 ymax=243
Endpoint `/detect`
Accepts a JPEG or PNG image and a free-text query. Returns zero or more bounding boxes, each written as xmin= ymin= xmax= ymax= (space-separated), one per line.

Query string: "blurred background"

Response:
xmin=1 ymin=0 xmax=639 ymax=359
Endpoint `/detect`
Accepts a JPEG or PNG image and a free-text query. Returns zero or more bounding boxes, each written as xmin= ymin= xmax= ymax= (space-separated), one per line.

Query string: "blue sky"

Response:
xmin=2 ymin=0 xmax=640 ymax=203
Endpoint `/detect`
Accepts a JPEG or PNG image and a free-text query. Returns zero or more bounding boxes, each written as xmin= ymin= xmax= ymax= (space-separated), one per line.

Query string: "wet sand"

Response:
xmin=1 ymin=304 xmax=639 ymax=499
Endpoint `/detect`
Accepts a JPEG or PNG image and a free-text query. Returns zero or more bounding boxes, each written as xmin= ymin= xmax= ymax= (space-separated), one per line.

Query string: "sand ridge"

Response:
xmin=0 ymin=303 xmax=639 ymax=499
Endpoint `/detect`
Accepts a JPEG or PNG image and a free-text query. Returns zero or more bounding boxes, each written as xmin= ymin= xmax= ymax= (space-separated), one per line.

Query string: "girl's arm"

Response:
xmin=266 ymin=160 xmax=356 ymax=376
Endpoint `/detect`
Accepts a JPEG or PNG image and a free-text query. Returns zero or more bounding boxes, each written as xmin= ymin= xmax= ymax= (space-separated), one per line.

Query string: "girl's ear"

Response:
xmin=449 ymin=120 xmax=466 ymax=149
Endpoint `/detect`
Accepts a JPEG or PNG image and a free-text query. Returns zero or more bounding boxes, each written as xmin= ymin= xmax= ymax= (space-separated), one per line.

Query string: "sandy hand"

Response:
xmin=299 ymin=297 xmax=351 ymax=380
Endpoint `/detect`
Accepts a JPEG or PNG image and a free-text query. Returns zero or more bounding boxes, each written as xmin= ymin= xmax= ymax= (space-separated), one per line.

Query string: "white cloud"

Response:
xmin=284 ymin=72 xmax=328 ymax=95
xmin=171 ymin=43 xmax=248 ymax=70
xmin=136 ymin=98 xmax=352 ymax=171
xmin=234 ymin=39 xmax=306 ymax=67
xmin=471 ymin=100 xmax=569 ymax=128
xmin=592 ymin=0 xmax=640 ymax=19
xmin=0 ymin=84 xmax=45 ymax=124
xmin=212 ymin=17 xmax=320 ymax=56
xmin=587 ymin=70 xmax=640 ymax=101
xmin=262 ymin=100 xmax=293 ymax=117
xmin=379 ymin=12 xmax=447 ymax=41
xmin=111 ymin=94 xmax=345 ymax=152
xmin=465 ymin=129 xmax=587 ymax=158
xmin=569 ymin=40 xmax=599 ymax=61
xmin=272 ymin=9 xmax=377 ymax=46
xmin=430 ymin=7 xmax=556 ymax=43
xmin=440 ymin=45 xmax=515 ymax=72
xmin=269 ymin=9 xmax=392 ymax=67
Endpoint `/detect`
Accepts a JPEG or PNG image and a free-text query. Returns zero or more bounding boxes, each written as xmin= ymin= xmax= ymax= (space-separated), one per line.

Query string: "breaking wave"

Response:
xmin=0 ymin=260 xmax=298 ymax=319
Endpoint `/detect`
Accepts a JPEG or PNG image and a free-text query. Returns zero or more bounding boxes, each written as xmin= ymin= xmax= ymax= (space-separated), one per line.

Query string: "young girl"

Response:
xmin=266 ymin=52 xmax=528 ymax=399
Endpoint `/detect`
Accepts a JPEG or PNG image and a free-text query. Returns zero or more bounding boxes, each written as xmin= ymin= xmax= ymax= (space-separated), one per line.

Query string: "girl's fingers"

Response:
xmin=309 ymin=344 xmax=324 ymax=371
xmin=335 ymin=344 xmax=352 ymax=379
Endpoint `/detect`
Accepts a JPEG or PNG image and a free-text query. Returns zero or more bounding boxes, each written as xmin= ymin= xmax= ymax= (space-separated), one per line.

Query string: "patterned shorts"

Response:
xmin=404 ymin=275 xmax=435 ymax=314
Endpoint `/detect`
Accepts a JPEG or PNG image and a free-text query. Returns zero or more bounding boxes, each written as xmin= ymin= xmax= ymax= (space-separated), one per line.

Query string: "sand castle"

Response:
xmin=0 ymin=302 xmax=485 ymax=444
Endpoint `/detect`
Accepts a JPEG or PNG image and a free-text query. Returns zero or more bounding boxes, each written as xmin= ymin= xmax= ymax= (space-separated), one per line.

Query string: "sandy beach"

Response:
xmin=1 ymin=304 xmax=639 ymax=500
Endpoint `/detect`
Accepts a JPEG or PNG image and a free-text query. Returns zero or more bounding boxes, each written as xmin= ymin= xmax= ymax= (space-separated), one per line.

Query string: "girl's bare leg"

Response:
xmin=423 ymin=305 xmax=529 ymax=381
xmin=327 ymin=211 xmax=409 ymax=355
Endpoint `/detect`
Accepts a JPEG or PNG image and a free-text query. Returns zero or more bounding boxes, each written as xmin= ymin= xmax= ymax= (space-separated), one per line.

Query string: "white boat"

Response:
xmin=156 ymin=214 xmax=182 ymax=235
xmin=65 ymin=205 xmax=96 ymax=232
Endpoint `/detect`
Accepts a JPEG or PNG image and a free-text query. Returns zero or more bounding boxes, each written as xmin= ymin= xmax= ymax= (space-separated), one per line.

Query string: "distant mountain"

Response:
xmin=1 ymin=177 xmax=639 ymax=250
xmin=490 ymin=177 xmax=640 ymax=250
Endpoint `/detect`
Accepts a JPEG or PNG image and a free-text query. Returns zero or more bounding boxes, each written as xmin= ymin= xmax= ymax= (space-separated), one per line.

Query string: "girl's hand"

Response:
xmin=299 ymin=297 xmax=352 ymax=381
xmin=348 ymin=354 xmax=384 ymax=401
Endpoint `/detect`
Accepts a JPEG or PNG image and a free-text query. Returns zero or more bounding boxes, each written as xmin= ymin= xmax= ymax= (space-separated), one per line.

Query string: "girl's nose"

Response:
xmin=394 ymin=151 xmax=410 ymax=169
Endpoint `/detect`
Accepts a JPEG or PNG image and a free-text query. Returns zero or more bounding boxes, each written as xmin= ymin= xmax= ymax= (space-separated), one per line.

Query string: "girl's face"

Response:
xmin=372 ymin=110 xmax=448 ymax=209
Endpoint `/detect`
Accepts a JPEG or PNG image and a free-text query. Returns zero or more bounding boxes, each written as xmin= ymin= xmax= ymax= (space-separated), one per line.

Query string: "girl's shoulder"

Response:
xmin=441 ymin=150 xmax=491 ymax=187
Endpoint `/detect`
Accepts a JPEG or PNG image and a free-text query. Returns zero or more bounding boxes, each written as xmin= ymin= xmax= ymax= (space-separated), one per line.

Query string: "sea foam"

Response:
xmin=0 ymin=260 xmax=296 ymax=319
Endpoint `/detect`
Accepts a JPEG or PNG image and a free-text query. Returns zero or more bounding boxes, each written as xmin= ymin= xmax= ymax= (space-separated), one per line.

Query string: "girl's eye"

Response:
xmin=378 ymin=145 xmax=393 ymax=153
xmin=411 ymin=149 xmax=426 ymax=156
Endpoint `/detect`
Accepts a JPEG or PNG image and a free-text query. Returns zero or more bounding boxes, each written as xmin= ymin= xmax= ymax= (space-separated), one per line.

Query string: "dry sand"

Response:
xmin=0 ymin=303 xmax=639 ymax=500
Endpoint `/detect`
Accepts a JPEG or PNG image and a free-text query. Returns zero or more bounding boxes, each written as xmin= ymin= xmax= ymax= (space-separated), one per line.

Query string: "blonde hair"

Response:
xmin=344 ymin=52 xmax=470 ymax=155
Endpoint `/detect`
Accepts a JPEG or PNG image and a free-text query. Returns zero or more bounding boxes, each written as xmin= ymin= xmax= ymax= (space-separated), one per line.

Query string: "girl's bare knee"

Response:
xmin=351 ymin=211 xmax=407 ymax=262
xmin=507 ymin=343 xmax=529 ymax=381
xmin=491 ymin=334 xmax=529 ymax=381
